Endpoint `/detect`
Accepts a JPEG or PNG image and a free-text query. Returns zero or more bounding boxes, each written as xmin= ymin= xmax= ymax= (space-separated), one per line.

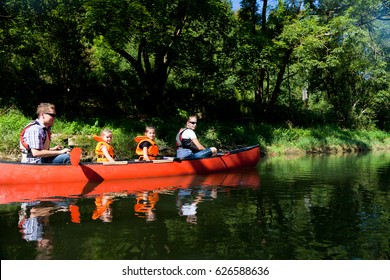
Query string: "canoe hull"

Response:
xmin=0 ymin=145 xmax=260 ymax=185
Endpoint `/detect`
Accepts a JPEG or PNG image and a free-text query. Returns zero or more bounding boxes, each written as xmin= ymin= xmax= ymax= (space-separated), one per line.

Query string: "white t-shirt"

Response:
xmin=176 ymin=128 xmax=197 ymax=158
xmin=180 ymin=129 xmax=196 ymax=141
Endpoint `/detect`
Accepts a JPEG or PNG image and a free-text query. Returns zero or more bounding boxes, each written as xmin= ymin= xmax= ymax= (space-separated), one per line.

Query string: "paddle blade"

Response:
xmin=70 ymin=147 xmax=82 ymax=166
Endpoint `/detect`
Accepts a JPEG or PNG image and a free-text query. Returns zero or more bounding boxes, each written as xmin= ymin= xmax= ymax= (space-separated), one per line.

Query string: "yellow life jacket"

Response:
xmin=134 ymin=136 xmax=159 ymax=160
xmin=93 ymin=135 xmax=115 ymax=162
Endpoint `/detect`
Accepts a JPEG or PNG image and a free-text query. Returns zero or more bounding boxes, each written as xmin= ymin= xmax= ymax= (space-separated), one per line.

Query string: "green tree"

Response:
xmin=83 ymin=0 xmax=235 ymax=115
xmin=234 ymin=0 xmax=389 ymax=128
xmin=0 ymin=0 xmax=93 ymax=116
xmin=235 ymin=0 xmax=319 ymax=120
xmin=306 ymin=0 xmax=390 ymax=128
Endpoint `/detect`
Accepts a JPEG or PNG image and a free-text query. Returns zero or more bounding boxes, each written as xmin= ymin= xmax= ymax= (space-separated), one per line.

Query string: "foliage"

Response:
xmin=0 ymin=0 xmax=389 ymax=129
xmin=263 ymin=124 xmax=390 ymax=155
xmin=1 ymin=108 xmax=389 ymax=161
xmin=0 ymin=107 xmax=30 ymax=157
xmin=234 ymin=0 xmax=390 ymax=129
xmin=82 ymin=0 xmax=236 ymax=116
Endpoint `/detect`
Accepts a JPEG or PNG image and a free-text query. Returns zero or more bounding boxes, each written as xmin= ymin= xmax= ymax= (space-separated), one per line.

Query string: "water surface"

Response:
xmin=0 ymin=152 xmax=389 ymax=260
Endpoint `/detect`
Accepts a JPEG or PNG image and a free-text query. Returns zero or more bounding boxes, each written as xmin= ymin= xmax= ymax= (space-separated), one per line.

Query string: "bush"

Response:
xmin=1 ymin=107 xmax=389 ymax=160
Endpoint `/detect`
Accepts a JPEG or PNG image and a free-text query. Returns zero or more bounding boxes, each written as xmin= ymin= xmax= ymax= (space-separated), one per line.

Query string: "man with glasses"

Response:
xmin=175 ymin=115 xmax=217 ymax=159
xmin=20 ymin=103 xmax=71 ymax=163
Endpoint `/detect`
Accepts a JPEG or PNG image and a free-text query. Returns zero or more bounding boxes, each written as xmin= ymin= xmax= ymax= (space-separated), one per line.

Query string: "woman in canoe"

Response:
xmin=93 ymin=128 xmax=115 ymax=162
xmin=134 ymin=126 xmax=159 ymax=161
xmin=175 ymin=115 xmax=217 ymax=159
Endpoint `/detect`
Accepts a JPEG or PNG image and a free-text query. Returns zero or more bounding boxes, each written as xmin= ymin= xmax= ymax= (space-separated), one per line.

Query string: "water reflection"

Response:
xmin=134 ymin=191 xmax=159 ymax=221
xmin=18 ymin=200 xmax=79 ymax=259
xmin=1 ymin=153 xmax=389 ymax=260
xmin=92 ymin=194 xmax=114 ymax=223
xmin=0 ymin=169 xmax=260 ymax=204
xmin=1 ymin=169 xmax=260 ymax=259
xmin=177 ymin=187 xmax=217 ymax=224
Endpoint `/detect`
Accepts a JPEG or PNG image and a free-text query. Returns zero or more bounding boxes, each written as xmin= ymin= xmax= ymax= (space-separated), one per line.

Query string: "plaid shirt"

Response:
xmin=21 ymin=119 xmax=50 ymax=163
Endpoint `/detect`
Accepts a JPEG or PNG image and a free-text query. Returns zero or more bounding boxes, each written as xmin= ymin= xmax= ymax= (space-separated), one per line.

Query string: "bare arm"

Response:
xmin=143 ymin=146 xmax=151 ymax=161
xmin=191 ymin=138 xmax=206 ymax=150
xmin=31 ymin=147 xmax=70 ymax=158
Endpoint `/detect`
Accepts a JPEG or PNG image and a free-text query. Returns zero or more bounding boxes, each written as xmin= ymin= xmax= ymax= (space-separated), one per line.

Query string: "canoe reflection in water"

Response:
xmin=8 ymin=169 xmax=260 ymax=254
xmin=1 ymin=169 xmax=260 ymax=204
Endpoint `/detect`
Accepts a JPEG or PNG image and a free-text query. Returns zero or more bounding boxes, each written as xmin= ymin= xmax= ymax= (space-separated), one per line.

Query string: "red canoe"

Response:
xmin=0 ymin=145 xmax=260 ymax=185
xmin=0 ymin=168 xmax=260 ymax=204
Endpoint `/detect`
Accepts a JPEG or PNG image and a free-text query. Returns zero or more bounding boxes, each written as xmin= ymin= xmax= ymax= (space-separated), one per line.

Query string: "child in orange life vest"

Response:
xmin=134 ymin=126 xmax=159 ymax=161
xmin=93 ymin=129 xmax=115 ymax=162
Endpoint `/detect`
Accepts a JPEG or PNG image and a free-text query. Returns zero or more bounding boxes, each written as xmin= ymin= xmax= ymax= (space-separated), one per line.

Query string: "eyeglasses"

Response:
xmin=188 ymin=121 xmax=197 ymax=125
xmin=45 ymin=113 xmax=57 ymax=118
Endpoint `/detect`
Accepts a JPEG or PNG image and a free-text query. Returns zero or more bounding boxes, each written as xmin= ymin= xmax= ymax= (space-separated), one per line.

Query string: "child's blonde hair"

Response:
xmin=101 ymin=128 xmax=113 ymax=136
xmin=145 ymin=126 xmax=156 ymax=133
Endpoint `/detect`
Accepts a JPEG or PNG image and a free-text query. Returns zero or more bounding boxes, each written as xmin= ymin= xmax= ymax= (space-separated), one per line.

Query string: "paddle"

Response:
xmin=103 ymin=161 xmax=128 ymax=165
xmin=102 ymin=158 xmax=174 ymax=165
xmin=152 ymin=158 xmax=174 ymax=163
xmin=70 ymin=147 xmax=82 ymax=166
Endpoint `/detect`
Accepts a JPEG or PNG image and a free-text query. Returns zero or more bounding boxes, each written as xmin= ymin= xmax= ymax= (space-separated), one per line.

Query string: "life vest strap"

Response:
xmin=20 ymin=120 xmax=51 ymax=151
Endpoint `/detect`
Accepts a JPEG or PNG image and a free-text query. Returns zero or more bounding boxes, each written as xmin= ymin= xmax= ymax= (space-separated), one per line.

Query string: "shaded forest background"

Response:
xmin=1 ymin=0 xmax=389 ymax=130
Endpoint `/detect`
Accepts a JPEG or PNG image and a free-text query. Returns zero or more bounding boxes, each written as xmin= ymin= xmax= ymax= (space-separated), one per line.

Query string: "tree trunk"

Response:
xmin=265 ymin=47 xmax=294 ymax=118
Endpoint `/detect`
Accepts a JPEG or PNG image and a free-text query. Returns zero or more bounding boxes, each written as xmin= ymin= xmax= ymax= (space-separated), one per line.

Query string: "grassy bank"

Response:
xmin=1 ymin=107 xmax=389 ymax=161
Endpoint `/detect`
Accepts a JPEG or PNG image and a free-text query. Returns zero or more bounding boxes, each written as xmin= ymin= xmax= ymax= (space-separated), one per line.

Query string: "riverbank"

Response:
xmin=1 ymin=108 xmax=389 ymax=161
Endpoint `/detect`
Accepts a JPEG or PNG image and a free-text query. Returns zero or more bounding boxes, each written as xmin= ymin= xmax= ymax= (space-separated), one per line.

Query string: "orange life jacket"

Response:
xmin=69 ymin=204 xmax=81 ymax=224
xmin=92 ymin=195 xmax=113 ymax=220
xmin=134 ymin=136 xmax=159 ymax=160
xmin=134 ymin=192 xmax=159 ymax=217
xmin=93 ymin=135 xmax=115 ymax=162
xmin=19 ymin=120 xmax=51 ymax=151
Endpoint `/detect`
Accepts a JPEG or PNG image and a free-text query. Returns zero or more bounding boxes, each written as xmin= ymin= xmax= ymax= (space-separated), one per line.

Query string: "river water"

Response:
xmin=0 ymin=152 xmax=389 ymax=260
